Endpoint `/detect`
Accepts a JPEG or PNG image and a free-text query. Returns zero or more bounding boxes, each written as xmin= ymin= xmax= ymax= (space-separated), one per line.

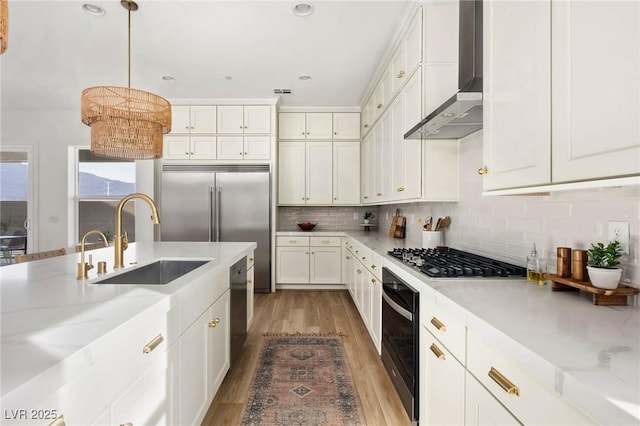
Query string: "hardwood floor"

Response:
xmin=202 ymin=290 xmax=412 ymax=426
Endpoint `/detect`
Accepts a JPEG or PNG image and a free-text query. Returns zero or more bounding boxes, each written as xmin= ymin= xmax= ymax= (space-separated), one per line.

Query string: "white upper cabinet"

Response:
xmin=164 ymin=136 xmax=217 ymax=160
xmin=217 ymin=105 xmax=271 ymax=134
xmin=405 ymin=8 xmax=423 ymax=77
xmin=551 ymin=1 xmax=640 ymax=182
xmin=278 ymin=113 xmax=333 ymax=140
xmin=305 ymin=142 xmax=333 ymax=204
xmin=171 ymin=105 xmax=217 ymax=134
xmin=278 ymin=142 xmax=306 ymax=204
xmin=332 ymin=113 xmax=361 ymax=140
xmin=216 ymin=136 xmax=270 ymax=160
xmin=482 ymin=0 xmax=551 ymax=190
xmin=333 ymin=142 xmax=360 ymax=205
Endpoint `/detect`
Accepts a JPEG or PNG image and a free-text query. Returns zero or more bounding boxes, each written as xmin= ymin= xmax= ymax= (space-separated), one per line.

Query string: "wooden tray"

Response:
xmin=545 ymin=273 xmax=640 ymax=306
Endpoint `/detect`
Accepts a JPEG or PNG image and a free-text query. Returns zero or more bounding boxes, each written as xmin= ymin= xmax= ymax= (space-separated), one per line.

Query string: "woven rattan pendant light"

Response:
xmin=81 ymin=0 xmax=171 ymax=159
xmin=0 ymin=0 xmax=8 ymax=54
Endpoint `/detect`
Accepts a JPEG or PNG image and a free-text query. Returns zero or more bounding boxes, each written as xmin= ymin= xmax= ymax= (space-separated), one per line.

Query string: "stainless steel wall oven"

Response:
xmin=381 ymin=267 xmax=419 ymax=423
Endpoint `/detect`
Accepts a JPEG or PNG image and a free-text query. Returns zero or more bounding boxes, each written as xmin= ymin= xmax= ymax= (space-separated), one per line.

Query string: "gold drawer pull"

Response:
xmin=49 ymin=415 xmax=66 ymax=426
xmin=248 ymin=279 xmax=253 ymax=284
xmin=249 ymin=257 xmax=254 ymax=262
xmin=430 ymin=343 xmax=445 ymax=360
xmin=397 ymin=187 xmax=405 ymax=192
xmin=371 ymin=264 xmax=377 ymax=269
xmin=377 ymin=103 xmax=383 ymax=109
xmin=364 ymin=124 xmax=369 ymax=128
xmin=478 ymin=167 xmax=488 ymax=175
xmin=488 ymin=367 xmax=520 ymax=396
xmin=120 ymin=424 xmax=133 ymax=426
xmin=430 ymin=317 xmax=446 ymax=332
xmin=143 ymin=334 xmax=164 ymax=354
xmin=357 ymin=269 xmax=362 ymax=274
xmin=362 ymin=256 xmax=367 ymax=260
xmin=346 ymin=255 xmax=351 ymax=259
xmin=371 ymin=278 xmax=377 ymax=284
xmin=208 ymin=317 xmax=221 ymax=328
xmin=397 ymin=70 xmax=405 ymax=78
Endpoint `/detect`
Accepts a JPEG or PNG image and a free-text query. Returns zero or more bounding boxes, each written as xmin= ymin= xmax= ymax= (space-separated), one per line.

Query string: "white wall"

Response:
xmin=377 ymin=132 xmax=640 ymax=287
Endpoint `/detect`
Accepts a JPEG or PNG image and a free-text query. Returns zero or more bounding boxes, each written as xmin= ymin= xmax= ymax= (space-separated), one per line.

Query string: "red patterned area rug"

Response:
xmin=240 ymin=333 xmax=365 ymax=425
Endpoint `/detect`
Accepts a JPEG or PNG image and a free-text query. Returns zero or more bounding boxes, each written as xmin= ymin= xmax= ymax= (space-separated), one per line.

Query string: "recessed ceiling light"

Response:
xmin=161 ymin=76 xmax=175 ymax=81
xmin=82 ymin=3 xmax=105 ymax=16
xmin=293 ymin=2 xmax=314 ymax=17
xmin=224 ymin=76 xmax=233 ymax=80
xmin=299 ymin=75 xmax=312 ymax=81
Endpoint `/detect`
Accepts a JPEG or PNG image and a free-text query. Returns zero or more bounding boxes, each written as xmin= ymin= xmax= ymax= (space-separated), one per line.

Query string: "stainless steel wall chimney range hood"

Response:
xmin=405 ymin=0 xmax=483 ymax=140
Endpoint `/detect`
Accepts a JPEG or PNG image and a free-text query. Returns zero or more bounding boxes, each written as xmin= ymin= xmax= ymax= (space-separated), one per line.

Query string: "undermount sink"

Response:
xmin=94 ymin=260 xmax=210 ymax=285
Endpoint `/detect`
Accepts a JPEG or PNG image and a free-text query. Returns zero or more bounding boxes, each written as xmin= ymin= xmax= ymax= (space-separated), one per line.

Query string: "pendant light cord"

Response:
xmin=127 ymin=5 xmax=131 ymax=89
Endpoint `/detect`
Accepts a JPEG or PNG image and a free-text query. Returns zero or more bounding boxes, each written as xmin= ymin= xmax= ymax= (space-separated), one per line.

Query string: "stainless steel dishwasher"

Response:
xmin=230 ymin=256 xmax=247 ymax=365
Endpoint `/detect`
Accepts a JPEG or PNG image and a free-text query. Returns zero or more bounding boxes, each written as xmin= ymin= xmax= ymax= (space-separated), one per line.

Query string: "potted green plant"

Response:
xmin=586 ymin=240 xmax=623 ymax=289
xmin=363 ymin=211 xmax=375 ymax=224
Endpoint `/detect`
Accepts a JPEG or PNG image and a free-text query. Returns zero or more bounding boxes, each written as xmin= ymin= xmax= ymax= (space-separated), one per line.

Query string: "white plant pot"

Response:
xmin=587 ymin=266 xmax=622 ymax=289
xmin=364 ymin=219 xmax=370 ymax=224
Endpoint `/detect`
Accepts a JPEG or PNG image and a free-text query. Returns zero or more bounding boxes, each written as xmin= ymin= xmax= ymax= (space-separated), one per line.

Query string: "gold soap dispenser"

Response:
xmin=527 ymin=243 xmax=546 ymax=285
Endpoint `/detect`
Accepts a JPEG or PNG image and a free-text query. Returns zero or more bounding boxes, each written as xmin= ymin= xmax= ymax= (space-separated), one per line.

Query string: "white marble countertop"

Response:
xmin=0 ymin=241 xmax=255 ymax=400
xmin=342 ymin=231 xmax=640 ymax=425
xmin=276 ymin=231 xmax=346 ymax=236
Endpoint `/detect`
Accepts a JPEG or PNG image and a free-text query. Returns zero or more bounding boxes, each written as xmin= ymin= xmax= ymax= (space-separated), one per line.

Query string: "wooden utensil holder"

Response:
xmin=545 ymin=273 xmax=640 ymax=306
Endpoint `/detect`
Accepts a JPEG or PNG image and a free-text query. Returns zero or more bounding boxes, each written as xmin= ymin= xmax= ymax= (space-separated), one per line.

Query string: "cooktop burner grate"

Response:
xmin=388 ymin=247 xmax=527 ymax=278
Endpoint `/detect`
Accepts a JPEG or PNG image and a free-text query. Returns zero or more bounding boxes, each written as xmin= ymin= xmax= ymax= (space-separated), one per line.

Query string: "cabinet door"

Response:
xmin=163 ymin=136 xmax=191 ymax=160
xmin=171 ymin=105 xmax=191 ymax=134
xmin=369 ymin=273 xmax=382 ymax=354
xmin=244 ymin=136 xmax=271 ymax=160
xmin=208 ymin=290 xmax=230 ymax=399
xmin=179 ymin=306 xmax=211 ymax=425
xmin=191 ymin=106 xmax=217 ymax=133
xmin=333 ymin=113 xmax=361 ymax=140
xmin=343 ymin=249 xmax=353 ymax=296
xmin=276 ymin=246 xmax=310 ymax=283
xmin=361 ymin=136 xmax=372 ymax=203
xmin=217 ymin=136 xmax=244 ymax=160
xmin=483 ymin=1 xmax=551 ymax=190
xmin=390 ymin=44 xmax=407 ymax=98
xmin=333 ymin=142 xmax=360 ymax=205
xmin=353 ymin=262 xmax=364 ymax=310
xmin=551 ymin=1 xmax=640 ymax=182
xmin=306 ymin=142 xmax=333 ymax=204
xmin=310 ymin=247 xmax=341 ymax=284
xmin=372 ymin=81 xmax=386 ymax=121
xmin=376 ymin=111 xmax=393 ymax=202
xmin=190 ymin=136 xmax=217 ymax=160
xmin=244 ymin=106 xmax=271 ymax=134
xmin=424 ymin=331 xmax=465 ymax=426
xmin=278 ymin=142 xmax=306 ymax=204
xmin=279 ymin=113 xmax=306 ymax=140
xmin=465 ymin=372 xmax=520 ymax=426
xmin=405 ymin=8 xmax=423 ymax=76
xmin=392 ymin=72 xmax=422 ymax=200
xmin=112 ymin=343 xmax=179 ymax=426
xmin=247 ymin=266 xmax=255 ymax=327
xmin=362 ymin=99 xmax=374 ymax=136
xmin=306 ymin=113 xmax=333 ymax=139
xmin=217 ymin=106 xmax=244 ymax=134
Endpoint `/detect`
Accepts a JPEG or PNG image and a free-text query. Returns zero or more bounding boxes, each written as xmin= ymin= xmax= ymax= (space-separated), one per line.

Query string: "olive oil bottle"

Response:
xmin=527 ymin=243 xmax=546 ymax=285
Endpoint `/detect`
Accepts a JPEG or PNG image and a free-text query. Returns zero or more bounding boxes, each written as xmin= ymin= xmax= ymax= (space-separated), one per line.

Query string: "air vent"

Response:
xmin=273 ymin=88 xmax=293 ymax=95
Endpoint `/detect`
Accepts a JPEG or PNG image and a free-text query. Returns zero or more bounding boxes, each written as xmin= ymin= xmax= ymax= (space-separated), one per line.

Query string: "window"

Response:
xmin=77 ymin=149 xmax=136 ymax=243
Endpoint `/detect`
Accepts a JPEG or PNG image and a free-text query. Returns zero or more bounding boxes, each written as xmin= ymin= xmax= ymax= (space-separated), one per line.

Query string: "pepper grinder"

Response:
xmin=556 ymin=247 xmax=572 ymax=278
xmin=572 ymin=250 xmax=589 ymax=282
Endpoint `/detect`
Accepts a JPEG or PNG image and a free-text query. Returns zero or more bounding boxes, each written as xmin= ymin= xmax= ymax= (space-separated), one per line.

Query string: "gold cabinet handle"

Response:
xmin=357 ymin=269 xmax=362 ymax=274
xmin=249 ymin=257 xmax=254 ymax=262
xmin=377 ymin=103 xmax=383 ymax=109
xmin=397 ymin=70 xmax=405 ymax=79
xmin=364 ymin=124 xmax=369 ymax=128
xmin=49 ymin=415 xmax=66 ymax=426
xmin=346 ymin=255 xmax=351 ymax=259
xmin=397 ymin=187 xmax=405 ymax=192
xmin=248 ymin=279 xmax=253 ymax=284
xmin=478 ymin=167 xmax=488 ymax=175
xmin=371 ymin=278 xmax=377 ymax=284
xmin=208 ymin=317 xmax=221 ymax=328
xmin=143 ymin=334 xmax=164 ymax=354
xmin=363 ymin=196 xmax=369 ymax=199
xmin=430 ymin=316 xmax=447 ymax=332
xmin=334 ymin=132 xmax=338 ymax=135
xmin=120 ymin=424 xmax=133 ymax=426
xmin=430 ymin=343 xmax=445 ymax=360
xmin=362 ymin=256 xmax=367 ymax=260
xmin=371 ymin=264 xmax=377 ymax=269
xmin=488 ymin=367 xmax=520 ymax=396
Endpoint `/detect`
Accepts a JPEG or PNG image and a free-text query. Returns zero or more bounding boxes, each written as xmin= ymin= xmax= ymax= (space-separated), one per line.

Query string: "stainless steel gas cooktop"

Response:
xmin=388 ymin=247 xmax=527 ymax=278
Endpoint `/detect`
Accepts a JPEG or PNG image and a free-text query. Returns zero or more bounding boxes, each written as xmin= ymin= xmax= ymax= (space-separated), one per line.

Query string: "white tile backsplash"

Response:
xmin=278 ymin=206 xmax=379 ymax=232
xmin=376 ymin=134 xmax=640 ymax=287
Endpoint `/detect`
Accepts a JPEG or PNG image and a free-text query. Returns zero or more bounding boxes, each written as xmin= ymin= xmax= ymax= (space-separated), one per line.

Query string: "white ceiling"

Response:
xmin=1 ymin=0 xmax=414 ymax=111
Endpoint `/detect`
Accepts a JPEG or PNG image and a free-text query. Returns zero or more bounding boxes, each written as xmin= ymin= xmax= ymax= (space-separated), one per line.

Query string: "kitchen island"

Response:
xmin=0 ymin=241 xmax=255 ymax=425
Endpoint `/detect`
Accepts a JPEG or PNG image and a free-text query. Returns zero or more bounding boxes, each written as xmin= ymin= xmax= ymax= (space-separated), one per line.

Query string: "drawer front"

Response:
xmin=467 ymin=330 xmax=596 ymax=425
xmin=368 ymin=252 xmax=384 ymax=280
xmin=276 ymin=236 xmax=310 ymax=247
xmin=422 ymin=295 xmax=466 ymax=364
xmin=310 ymin=236 xmax=341 ymax=247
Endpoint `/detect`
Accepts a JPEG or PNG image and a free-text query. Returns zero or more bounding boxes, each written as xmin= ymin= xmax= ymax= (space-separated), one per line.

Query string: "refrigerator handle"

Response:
xmin=215 ymin=186 xmax=222 ymax=242
xmin=208 ymin=186 xmax=214 ymax=242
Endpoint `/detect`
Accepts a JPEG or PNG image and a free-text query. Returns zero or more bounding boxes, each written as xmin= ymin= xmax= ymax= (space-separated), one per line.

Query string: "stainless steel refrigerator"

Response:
xmin=160 ymin=164 xmax=271 ymax=293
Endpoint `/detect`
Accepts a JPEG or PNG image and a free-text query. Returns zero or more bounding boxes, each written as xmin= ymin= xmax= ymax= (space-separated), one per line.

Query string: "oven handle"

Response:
xmin=382 ymin=290 xmax=413 ymax=322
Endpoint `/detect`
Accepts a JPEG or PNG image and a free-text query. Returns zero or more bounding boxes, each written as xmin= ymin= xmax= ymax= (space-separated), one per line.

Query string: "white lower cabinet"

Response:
xmin=179 ymin=289 xmax=230 ymax=425
xmin=247 ymin=262 xmax=255 ymax=328
xmin=465 ymin=371 xmax=520 ymax=426
xmin=421 ymin=326 xmax=465 ymax=426
xmin=111 ymin=343 xmax=180 ymax=426
xmin=275 ymin=236 xmax=341 ymax=285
